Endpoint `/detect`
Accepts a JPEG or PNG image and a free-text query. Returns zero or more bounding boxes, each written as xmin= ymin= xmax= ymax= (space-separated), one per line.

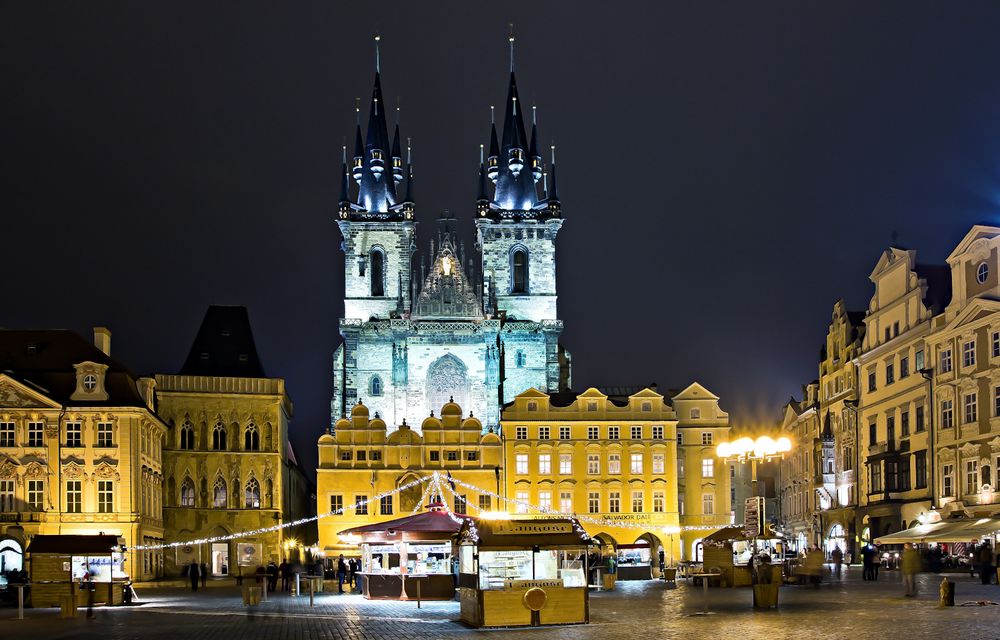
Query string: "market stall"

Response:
xmin=338 ymin=504 xmax=469 ymax=601
xmin=700 ymin=525 xmax=783 ymax=588
xmin=875 ymin=516 xmax=1000 ymax=545
xmin=457 ymin=517 xmax=592 ymax=628
xmin=27 ymin=535 xmax=126 ymax=608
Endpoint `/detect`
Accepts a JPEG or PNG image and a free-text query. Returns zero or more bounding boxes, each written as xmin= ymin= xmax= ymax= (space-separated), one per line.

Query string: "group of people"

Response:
xmin=334 ymin=555 xmax=360 ymax=593
xmin=187 ymin=559 xmax=316 ymax=593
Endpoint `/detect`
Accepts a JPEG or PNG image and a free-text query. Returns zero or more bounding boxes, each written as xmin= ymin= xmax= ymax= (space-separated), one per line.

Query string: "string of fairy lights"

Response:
xmin=127 ymin=472 xmax=726 ymax=552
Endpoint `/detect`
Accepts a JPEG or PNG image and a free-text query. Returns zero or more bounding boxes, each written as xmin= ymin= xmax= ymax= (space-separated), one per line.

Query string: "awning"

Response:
xmin=875 ymin=517 xmax=1000 ymax=544
xmin=338 ymin=508 xmax=472 ymax=543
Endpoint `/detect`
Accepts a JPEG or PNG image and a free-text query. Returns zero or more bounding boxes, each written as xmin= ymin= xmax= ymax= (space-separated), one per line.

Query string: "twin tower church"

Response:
xmin=331 ymin=50 xmax=568 ymax=432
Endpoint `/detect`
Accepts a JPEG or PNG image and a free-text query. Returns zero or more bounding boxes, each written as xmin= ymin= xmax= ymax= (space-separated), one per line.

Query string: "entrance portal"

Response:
xmin=0 ymin=539 xmax=22 ymax=572
xmin=212 ymin=543 xmax=229 ymax=576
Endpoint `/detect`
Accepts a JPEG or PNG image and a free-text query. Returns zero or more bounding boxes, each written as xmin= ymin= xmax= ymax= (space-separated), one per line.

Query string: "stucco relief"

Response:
xmin=0 ymin=460 xmax=18 ymax=479
xmin=0 ymin=381 xmax=43 ymax=408
xmin=62 ymin=461 xmax=87 ymax=480
xmin=94 ymin=462 xmax=121 ymax=481
xmin=23 ymin=461 xmax=46 ymax=478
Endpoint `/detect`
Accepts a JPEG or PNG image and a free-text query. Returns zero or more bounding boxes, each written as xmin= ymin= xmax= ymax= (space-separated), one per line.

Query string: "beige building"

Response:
xmin=317 ymin=400 xmax=503 ymax=555
xmin=0 ymin=328 xmax=167 ymax=580
xmin=155 ymin=306 xmax=310 ymax=577
xmin=778 ymin=383 xmax=820 ymax=550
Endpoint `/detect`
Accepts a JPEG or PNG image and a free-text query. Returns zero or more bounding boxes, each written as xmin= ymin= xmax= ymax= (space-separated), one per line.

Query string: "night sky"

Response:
xmin=5 ymin=2 xmax=1000 ymax=476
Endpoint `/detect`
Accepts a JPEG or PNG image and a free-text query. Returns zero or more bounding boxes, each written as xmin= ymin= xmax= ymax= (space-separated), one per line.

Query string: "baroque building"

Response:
xmin=777 ymin=383 xmax=820 ymax=550
xmin=0 ymin=328 xmax=166 ymax=580
xmin=330 ymin=53 xmax=569 ymax=432
xmin=155 ymin=306 xmax=311 ymax=576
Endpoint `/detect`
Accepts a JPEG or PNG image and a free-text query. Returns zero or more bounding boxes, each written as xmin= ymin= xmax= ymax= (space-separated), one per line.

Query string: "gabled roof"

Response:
xmin=671 ymin=382 xmax=719 ymax=401
xmin=179 ymin=306 xmax=267 ymax=378
xmin=946 ymin=225 xmax=1000 ymax=264
xmin=0 ymin=330 xmax=147 ymax=408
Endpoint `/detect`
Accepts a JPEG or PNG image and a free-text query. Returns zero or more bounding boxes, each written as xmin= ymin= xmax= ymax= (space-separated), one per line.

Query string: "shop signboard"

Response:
xmin=493 ymin=521 xmax=573 ymax=535
xmin=745 ymin=497 xmax=764 ymax=538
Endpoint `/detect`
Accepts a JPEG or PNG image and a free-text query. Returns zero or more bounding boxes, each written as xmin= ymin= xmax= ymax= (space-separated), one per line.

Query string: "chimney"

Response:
xmin=94 ymin=327 xmax=111 ymax=356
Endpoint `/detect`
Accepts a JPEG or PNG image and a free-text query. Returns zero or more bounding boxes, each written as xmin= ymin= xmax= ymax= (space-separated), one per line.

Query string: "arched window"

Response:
xmin=244 ymin=423 xmax=260 ymax=451
xmin=370 ymin=375 xmax=383 ymax=397
xmin=213 ymin=477 xmax=228 ymax=508
xmin=245 ymin=477 xmax=261 ymax=509
xmin=370 ymin=249 xmax=385 ymax=297
xmin=515 ymin=350 xmax=526 ymax=368
xmin=180 ymin=422 xmax=195 ymax=450
xmin=212 ymin=422 xmax=227 ymax=451
xmin=511 ymin=248 xmax=528 ymax=294
xmin=180 ymin=478 xmax=195 ymax=507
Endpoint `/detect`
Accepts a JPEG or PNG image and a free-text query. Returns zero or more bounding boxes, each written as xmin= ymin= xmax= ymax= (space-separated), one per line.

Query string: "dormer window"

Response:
xmin=83 ymin=375 xmax=97 ymax=392
xmin=978 ymin=261 xmax=990 ymax=285
xmin=71 ymin=361 xmax=109 ymax=402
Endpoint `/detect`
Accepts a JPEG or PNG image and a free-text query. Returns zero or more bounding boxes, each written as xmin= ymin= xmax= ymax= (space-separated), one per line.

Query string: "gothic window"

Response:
xmin=213 ymin=477 xmax=227 ymax=508
xmin=426 ymin=354 xmax=469 ymax=413
xmin=180 ymin=478 xmax=195 ymax=507
xmin=212 ymin=422 xmax=227 ymax=451
xmin=245 ymin=477 xmax=261 ymax=509
xmin=511 ymin=247 xmax=528 ymax=294
xmin=370 ymin=375 xmax=383 ymax=397
xmin=515 ymin=350 xmax=526 ymax=368
xmin=180 ymin=422 xmax=195 ymax=450
xmin=370 ymin=248 xmax=386 ymax=297
xmin=244 ymin=423 xmax=260 ymax=451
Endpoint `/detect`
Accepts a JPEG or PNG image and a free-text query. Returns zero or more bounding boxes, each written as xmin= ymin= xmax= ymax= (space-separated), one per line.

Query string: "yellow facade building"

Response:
xmin=0 ymin=328 xmax=167 ymax=580
xmin=155 ymin=306 xmax=309 ymax=577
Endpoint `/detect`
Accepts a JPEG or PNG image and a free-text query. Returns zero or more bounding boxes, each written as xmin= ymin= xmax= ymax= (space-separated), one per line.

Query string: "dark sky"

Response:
xmin=5 ymin=2 xmax=1000 ymax=476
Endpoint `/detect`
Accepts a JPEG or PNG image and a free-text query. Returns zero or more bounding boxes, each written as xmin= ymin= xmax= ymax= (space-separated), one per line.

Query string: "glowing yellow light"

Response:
xmin=442 ymin=256 xmax=453 ymax=276
xmin=716 ymin=442 xmax=731 ymax=458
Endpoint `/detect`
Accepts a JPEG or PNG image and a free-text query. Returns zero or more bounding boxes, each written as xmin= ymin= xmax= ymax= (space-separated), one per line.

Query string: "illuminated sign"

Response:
xmin=493 ymin=521 xmax=573 ymax=535
xmin=505 ymin=579 xmax=563 ymax=589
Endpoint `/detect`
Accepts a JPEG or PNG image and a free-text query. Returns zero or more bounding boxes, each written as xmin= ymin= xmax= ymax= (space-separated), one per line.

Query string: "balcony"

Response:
xmin=0 ymin=512 xmax=44 ymax=523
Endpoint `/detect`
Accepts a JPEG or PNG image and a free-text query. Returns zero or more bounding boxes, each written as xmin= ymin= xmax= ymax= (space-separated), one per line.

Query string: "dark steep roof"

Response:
xmin=0 ymin=329 xmax=147 ymax=407
xmin=915 ymin=264 xmax=952 ymax=313
xmin=179 ymin=306 xmax=266 ymax=378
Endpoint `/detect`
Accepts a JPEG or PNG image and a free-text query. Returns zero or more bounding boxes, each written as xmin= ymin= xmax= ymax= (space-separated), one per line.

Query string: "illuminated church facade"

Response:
xmin=330 ymin=57 xmax=570 ymax=432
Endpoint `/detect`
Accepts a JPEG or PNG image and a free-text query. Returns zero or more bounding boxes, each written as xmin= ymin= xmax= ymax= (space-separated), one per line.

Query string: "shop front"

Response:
xmin=458 ymin=517 xmax=592 ymax=628
xmin=27 ymin=535 xmax=126 ymax=608
xmin=616 ymin=541 xmax=652 ymax=580
xmin=338 ymin=504 xmax=468 ymax=601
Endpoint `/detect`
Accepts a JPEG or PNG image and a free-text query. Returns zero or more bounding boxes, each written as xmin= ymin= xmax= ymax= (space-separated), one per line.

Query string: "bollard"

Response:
xmin=940 ymin=577 xmax=955 ymax=607
xmin=309 ymin=577 xmax=314 ymax=608
xmin=17 ymin=585 xmax=24 ymax=620
xmin=262 ymin=578 xmax=267 ymax=602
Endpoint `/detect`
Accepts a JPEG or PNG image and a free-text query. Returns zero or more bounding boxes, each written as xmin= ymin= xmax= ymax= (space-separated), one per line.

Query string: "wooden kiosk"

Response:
xmin=338 ymin=504 xmax=470 ymax=601
xmin=27 ymin=535 xmax=126 ymax=608
xmin=457 ymin=517 xmax=592 ymax=628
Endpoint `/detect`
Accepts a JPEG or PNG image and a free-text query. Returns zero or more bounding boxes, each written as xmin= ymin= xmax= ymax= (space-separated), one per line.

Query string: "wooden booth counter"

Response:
xmin=457 ymin=517 xmax=592 ymax=628
xmin=27 ymin=534 xmax=126 ymax=608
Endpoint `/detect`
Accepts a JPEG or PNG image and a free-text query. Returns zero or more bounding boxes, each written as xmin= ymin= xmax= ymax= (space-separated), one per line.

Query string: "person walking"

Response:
xmin=82 ymin=566 xmax=96 ymax=619
xmin=831 ymin=545 xmax=844 ymax=579
xmin=349 ymin=558 xmax=358 ymax=588
xmin=901 ymin=543 xmax=920 ymax=597
xmin=200 ymin=562 xmax=208 ymax=588
xmin=861 ymin=545 xmax=872 ymax=581
xmin=189 ymin=560 xmax=200 ymax=592
xmin=266 ymin=560 xmax=278 ymax=593
xmin=337 ymin=555 xmax=348 ymax=594
xmin=978 ymin=541 xmax=994 ymax=585
xmin=279 ymin=559 xmax=290 ymax=592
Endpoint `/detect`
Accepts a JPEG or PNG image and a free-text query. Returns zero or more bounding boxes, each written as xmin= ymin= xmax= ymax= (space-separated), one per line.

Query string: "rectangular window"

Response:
xmin=27 ymin=422 xmax=44 ymax=447
xmin=915 ymin=451 xmax=927 ymax=489
xmin=0 ymin=480 xmax=13 ymax=512
xmin=587 ymin=426 xmax=599 ymax=440
xmin=354 ymin=495 xmax=367 ymax=515
xmin=652 ymin=425 xmax=664 ymax=440
xmin=559 ymin=453 xmax=572 ymax=475
xmin=608 ymin=454 xmax=621 ymax=474
xmin=559 ymin=491 xmax=572 ymax=514
xmin=963 ymin=340 xmax=976 ymax=367
xmin=465 ymin=450 xmax=478 ymax=461
xmin=588 ymin=491 xmax=600 ymax=514
xmin=869 ymin=422 xmax=878 ymax=444
xmin=653 ymin=491 xmax=665 ymax=513
xmin=454 ymin=495 xmax=467 ymax=515
xmin=942 ymin=463 xmax=954 ymax=497
xmin=915 ymin=349 xmax=925 ymax=371
xmin=429 ymin=450 xmax=440 ymax=461
xmin=900 ymin=356 xmax=909 ymax=378
xmin=868 ymin=371 xmax=876 ymax=393
xmin=941 ymin=349 xmax=953 ymax=373
xmin=446 ymin=451 xmax=458 ymax=461
xmin=994 ymin=332 xmax=1000 ymax=358
xmin=843 ymin=446 xmax=853 ymax=471
xmin=609 ymin=491 xmax=621 ymax=513
xmin=538 ymin=453 xmax=551 ymax=474
xmin=870 ymin=462 xmax=883 ymax=493
xmin=66 ymin=423 xmax=82 ymax=447
xmin=916 ymin=406 xmax=925 ymax=432
xmin=678 ymin=457 xmax=685 ymax=478
xmin=608 ymin=426 xmax=620 ymax=440
xmin=0 ymin=423 xmax=13 ymax=447
xmin=900 ymin=411 xmax=910 ymax=437
xmin=886 ymin=415 xmax=895 ymax=443
xmin=538 ymin=426 xmax=550 ymax=440
xmin=995 ymin=386 xmax=1000 ymax=418
xmin=898 ymin=458 xmax=911 ymax=491
xmin=538 ymin=491 xmax=552 ymax=511
xmin=27 ymin=480 xmax=43 ymax=511
xmin=515 ymin=454 xmax=528 ymax=475
xmin=885 ymin=362 xmax=894 ymax=385
xmin=967 ymin=460 xmax=979 ymax=495
xmin=371 ymin=450 xmax=382 ymax=461
xmin=631 ymin=426 xmax=642 ymax=440
xmin=702 ymin=459 xmax=714 ymax=478
xmin=380 ymin=495 xmax=393 ymax=515
xmin=587 ymin=454 xmax=599 ymax=475
xmin=330 ymin=494 xmax=343 ymax=515
xmin=478 ymin=494 xmax=491 ymax=512
xmin=98 ymin=481 xmax=113 ymax=513
xmin=942 ymin=400 xmax=954 ymax=428
xmin=701 ymin=432 xmax=713 ymax=446
xmin=66 ymin=480 xmax=82 ymax=513
xmin=516 ymin=490 xmax=529 ymax=514
xmin=631 ymin=490 xmax=643 ymax=512
xmin=653 ymin=453 xmax=665 ymax=474
xmin=340 ymin=451 xmax=352 ymax=461
xmin=96 ymin=422 xmax=113 ymax=447
xmin=516 ymin=426 xmax=528 ymax=440
xmin=677 ymin=432 xmax=683 ymax=446
xmin=559 ymin=426 xmax=571 ymax=440
xmin=702 ymin=494 xmax=714 ymax=515
xmin=630 ymin=453 xmax=643 ymax=474
xmin=356 ymin=450 xmax=367 ymax=461
xmin=965 ymin=393 xmax=978 ymax=424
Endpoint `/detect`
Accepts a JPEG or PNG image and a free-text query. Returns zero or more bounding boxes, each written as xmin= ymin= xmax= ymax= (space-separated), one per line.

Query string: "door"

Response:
xmin=212 ymin=543 xmax=229 ymax=576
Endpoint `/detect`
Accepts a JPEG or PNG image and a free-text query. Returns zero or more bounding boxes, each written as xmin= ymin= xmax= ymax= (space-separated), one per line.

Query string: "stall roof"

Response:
xmin=875 ymin=517 xmax=1000 ymax=544
xmin=339 ymin=508 xmax=472 ymax=540
xmin=461 ymin=517 xmax=591 ymax=549
xmin=27 ymin=535 xmax=119 ymax=554
xmin=703 ymin=525 xmax=781 ymax=543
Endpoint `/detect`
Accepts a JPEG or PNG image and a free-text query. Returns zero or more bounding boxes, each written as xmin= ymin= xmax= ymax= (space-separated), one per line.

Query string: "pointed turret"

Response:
xmin=352 ymin=122 xmax=364 ymax=184
xmin=391 ymin=122 xmax=403 ymax=184
xmin=487 ymin=107 xmax=499 ymax=182
xmin=548 ymin=146 xmax=560 ymax=204
xmin=529 ymin=108 xmax=542 ymax=182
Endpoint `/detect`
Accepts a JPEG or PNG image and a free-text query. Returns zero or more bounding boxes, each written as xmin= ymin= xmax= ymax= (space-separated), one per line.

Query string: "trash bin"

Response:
xmin=602 ymin=573 xmax=616 ymax=591
xmin=60 ymin=594 xmax=77 ymax=618
xmin=242 ymin=585 xmax=262 ymax=606
xmin=753 ymin=583 xmax=780 ymax=609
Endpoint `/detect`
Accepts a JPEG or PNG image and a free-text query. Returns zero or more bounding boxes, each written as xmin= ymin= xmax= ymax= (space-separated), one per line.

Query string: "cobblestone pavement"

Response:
xmin=4 ymin=568 xmax=1000 ymax=640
